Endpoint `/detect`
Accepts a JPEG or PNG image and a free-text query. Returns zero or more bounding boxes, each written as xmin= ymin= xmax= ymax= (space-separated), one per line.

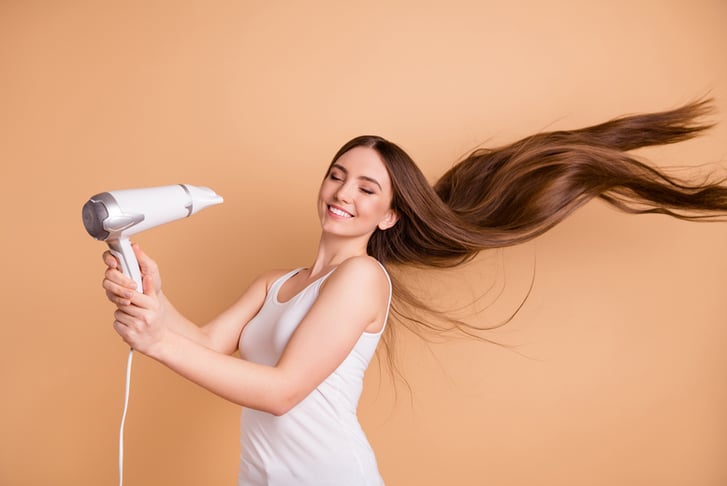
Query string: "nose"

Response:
xmin=334 ymin=182 xmax=354 ymax=203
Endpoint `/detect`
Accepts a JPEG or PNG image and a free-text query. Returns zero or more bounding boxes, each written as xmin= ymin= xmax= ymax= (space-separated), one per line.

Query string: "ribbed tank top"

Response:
xmin=237 ymin=264 xmax=391 ymax=486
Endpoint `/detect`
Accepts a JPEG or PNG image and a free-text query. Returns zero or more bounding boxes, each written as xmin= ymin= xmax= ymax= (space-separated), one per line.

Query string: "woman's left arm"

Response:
xmin=112 ymin=256 xmax=388 ymax=415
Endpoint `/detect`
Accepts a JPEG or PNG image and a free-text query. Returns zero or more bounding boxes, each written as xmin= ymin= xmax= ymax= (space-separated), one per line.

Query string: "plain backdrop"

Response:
xmin=1 ymin=1 xmax=726 ymax=485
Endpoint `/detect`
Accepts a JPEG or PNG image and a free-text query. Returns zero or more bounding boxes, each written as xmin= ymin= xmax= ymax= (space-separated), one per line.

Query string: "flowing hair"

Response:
xmin=326 ymin=99 xmax=727 ymax=372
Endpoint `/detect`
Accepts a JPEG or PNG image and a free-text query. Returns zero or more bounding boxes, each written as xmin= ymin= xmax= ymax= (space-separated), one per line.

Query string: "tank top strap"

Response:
xmin=360 ymin=260 xmax=392 ymax=337
xmin=376 ymin=261 xmax=392 ymax=322
xmin=307 ymin=267 xmax=336 ymax=292
xmin=268 ymin=268 xmax=304 ymax=300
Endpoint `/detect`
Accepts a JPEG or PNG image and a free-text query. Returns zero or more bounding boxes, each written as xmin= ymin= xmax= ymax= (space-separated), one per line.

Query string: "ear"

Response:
xmin=377 ymin=209 xmax=399 ymax=231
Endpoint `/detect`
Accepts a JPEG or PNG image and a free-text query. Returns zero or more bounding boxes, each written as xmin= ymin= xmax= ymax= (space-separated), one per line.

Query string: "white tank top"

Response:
xmin=237 ymin=265 xmax=391 ymax=486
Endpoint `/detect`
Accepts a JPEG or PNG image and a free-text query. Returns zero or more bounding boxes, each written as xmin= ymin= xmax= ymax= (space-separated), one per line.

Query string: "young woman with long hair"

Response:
xmin=102 ymin=98 xmax=727 ymax=485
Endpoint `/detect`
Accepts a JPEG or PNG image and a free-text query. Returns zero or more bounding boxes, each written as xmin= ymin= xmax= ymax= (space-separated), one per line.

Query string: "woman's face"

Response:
xmin=317 ymin=146 xmax=398 ymax=240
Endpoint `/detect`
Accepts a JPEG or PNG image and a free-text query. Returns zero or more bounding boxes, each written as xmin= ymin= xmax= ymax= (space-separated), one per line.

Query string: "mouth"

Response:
xmin=328 ymin=205 xmax=353 ymax=218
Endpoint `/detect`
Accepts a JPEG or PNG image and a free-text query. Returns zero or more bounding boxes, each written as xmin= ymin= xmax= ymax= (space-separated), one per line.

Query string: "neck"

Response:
xmin=306 ymin=233 xmax=370 ymax=276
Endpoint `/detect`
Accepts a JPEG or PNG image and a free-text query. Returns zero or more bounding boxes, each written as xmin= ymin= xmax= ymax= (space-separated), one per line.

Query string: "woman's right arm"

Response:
xmin=102 ymin=243 xmax=277 ymax=355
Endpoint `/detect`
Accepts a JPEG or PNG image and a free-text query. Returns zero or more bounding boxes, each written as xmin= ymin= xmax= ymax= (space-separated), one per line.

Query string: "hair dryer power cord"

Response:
xmin=119 ymin=348 xmax=133 ymax=486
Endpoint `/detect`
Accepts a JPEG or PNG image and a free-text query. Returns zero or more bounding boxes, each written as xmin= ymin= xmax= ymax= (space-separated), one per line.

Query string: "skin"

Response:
xmin=103 ymin=146 xmax=399 ymax=416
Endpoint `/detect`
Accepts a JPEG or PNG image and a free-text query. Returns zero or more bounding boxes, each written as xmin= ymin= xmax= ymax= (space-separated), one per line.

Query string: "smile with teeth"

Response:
xmin=328 ymin=205 xmax=353 ymax=218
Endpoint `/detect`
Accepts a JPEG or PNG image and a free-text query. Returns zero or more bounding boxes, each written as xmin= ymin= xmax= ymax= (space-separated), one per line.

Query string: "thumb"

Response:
xmin=132 ymin=243 xmax=158 ymax=276
xmin=142 ymin=273 xmax=157 ymax=297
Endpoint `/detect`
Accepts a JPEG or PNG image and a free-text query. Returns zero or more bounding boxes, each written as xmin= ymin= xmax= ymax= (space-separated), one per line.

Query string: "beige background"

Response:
xmin=2 ymin=1 xmax=726 ymax=485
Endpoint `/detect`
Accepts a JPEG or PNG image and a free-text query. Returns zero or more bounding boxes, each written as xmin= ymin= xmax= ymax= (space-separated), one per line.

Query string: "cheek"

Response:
xmin=366 ymin=199 xmax=392 ymax=220
xmin=317 ymin=181 xmax=331 ymax=202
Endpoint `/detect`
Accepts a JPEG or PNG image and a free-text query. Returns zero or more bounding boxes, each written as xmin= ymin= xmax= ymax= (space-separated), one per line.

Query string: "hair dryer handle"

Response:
xmin=108 ymin=238 xmax=143 ymax=292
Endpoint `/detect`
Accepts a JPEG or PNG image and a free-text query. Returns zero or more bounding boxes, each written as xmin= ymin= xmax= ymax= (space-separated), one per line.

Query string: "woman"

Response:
xmin=102 ymin=99 xmax=727 ymax=485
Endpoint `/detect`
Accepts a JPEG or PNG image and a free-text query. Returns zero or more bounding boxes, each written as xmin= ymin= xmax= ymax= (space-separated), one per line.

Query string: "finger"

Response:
xmin=112 ymin=319 xmax=134 ymax=345
xmin=132 ymin=243 xmax=159 ymax=277
xmin=114 ymin=308 xmax=137 ymax=327
xmin=105 ymin=289 xmax=131 ymax=307
xmin=112 ymin=319 xmax=125 ymax=335
xmin=104 ymin=266 xmax=137 ymax=289
xmin=114 ymin=306 xmax=155 ymax=332
xmin=102 ymin=274 xmax=136 ymax=300
xmin=103 ymin=250 xmax=119 ymax=269
xmin=125 ymin=286 xmax=157 ymax=310
xmin=142 ymin=273 xmax=156 ymax=297
xmin=103 ymin=270 xmax=134 ymax=292
xmin=115 ymin=301 xmax=148 ymax=319
xmin=117 ymin=296 xmax=159 ymax=328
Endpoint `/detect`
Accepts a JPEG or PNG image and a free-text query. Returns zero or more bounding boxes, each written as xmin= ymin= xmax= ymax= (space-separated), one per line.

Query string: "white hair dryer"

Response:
xmin=82 ymin=184 xmax=223 ymax=486
xmin=82 ymin=184 xmax=224 ymax=290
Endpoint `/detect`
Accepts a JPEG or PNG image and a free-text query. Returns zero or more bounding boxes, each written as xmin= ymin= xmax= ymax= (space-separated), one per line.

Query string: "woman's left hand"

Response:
xmin=112 ymin=273 xmax=168 ymax=357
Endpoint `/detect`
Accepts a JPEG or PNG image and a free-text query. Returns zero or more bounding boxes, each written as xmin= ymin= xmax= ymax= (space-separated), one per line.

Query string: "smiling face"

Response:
xmin=317 ymin=146 xmax=398 ymax=242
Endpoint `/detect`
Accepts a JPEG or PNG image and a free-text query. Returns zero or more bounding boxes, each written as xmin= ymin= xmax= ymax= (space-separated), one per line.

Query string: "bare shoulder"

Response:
xmin=323 ymin=255 xmax=389 ymax=297
xmin=338 ymin=255 xmax=386 ymax=277
xmin=319 ymin=257 xmax=390 ymax=332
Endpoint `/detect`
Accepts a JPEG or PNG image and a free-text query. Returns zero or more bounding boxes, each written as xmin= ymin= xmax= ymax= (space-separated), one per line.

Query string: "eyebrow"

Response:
xmin=331 ymin=163 xmax=383 ymax=190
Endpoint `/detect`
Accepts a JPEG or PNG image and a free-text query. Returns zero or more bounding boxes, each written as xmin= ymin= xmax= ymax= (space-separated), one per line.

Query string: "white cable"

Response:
xmin=119 ymin=348 xmax=134 ymax=486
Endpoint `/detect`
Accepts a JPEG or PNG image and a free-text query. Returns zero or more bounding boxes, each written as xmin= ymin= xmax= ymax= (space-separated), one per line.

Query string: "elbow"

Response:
xmin=233 ymin=391 xmax=295 ymax=416
xmin=269 ymin=404 xmax=291 ymax=417
xmin=266 ymin=381 xmax=306 ymax=416
xmin=247 ymin=369 xmax=307 ymax=416
xmin=268 ymin=393 xmax=299 ymax=417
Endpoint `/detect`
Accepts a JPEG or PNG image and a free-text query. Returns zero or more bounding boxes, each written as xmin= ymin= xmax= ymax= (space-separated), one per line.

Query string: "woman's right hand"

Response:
xmin=102 ymin=243 xmax=162 ymax=307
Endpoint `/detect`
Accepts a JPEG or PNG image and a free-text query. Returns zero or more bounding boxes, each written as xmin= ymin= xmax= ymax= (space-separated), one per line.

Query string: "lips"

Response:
xmin=328 ymin=205 xmax=353 ymax=218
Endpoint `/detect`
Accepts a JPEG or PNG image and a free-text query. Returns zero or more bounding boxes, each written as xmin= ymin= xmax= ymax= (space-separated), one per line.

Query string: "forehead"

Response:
xmin=333 ymin=146 xmax=391 ymax=186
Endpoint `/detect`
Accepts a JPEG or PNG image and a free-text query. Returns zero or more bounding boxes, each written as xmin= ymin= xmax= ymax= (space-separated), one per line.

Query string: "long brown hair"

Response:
xmin=328 ymin=99 xmax=727 ymax=368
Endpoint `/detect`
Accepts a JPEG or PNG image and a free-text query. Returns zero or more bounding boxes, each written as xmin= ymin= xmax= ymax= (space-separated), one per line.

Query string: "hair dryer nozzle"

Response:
xmin=182 ymin=184 xmax=224 ymax=214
